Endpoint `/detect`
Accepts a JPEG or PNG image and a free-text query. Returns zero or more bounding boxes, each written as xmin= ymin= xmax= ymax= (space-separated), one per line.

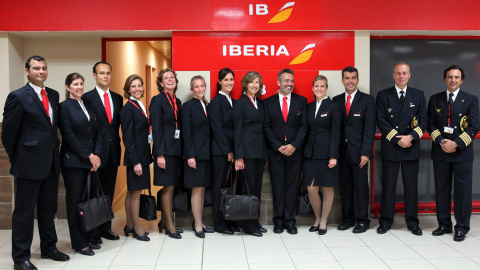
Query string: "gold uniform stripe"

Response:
xmin=414 ymin=127 xmax=423 ymax=138
xmin=459 ymin=132 xmax=472 ymax=146
xmin=386 ymin=129 xmax=398 ymax=141
xmin=431 ymin=129 xmax=441 ymax=141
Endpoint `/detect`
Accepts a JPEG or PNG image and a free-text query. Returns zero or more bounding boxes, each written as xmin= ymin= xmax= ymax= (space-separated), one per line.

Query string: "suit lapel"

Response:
xmin=25 ymin=84 xmax=51 ymax=124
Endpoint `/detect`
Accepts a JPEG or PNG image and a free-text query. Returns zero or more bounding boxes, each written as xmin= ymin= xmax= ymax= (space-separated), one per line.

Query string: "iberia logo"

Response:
xmin=289 ymin=43 xmax=315 ymax=65
xmin=268 ymin=2 xmax=295 ymax=23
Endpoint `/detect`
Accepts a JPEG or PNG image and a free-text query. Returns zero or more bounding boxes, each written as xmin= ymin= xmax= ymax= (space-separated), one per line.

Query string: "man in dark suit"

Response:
xmin=376 ymin=62 xmax=427 ymax=236
xmin=264 ymin=68 xmax=308 ymax=234
xmin=2 ymin=55 xmax=69 ymax=270
xmin=427 ymin=65 xmax=479 ymax=242
xmin=82 ymin=61 xmax=123 ymax=241
xmin=332 ymin=66 xmax=376 ymax=234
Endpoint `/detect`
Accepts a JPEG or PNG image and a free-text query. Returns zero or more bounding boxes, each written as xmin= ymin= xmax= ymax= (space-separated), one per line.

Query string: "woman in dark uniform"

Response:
xmin=182 ymin=75 xmax=214 ymax=238
xmin=59 ymin=73 xmax=102 ymax=256
xmin=233 ymin=71 xmax=268 ymax=237
xmin=209 ymin=68 xmax=239 ymax=234
xmin=303 ymin=75 xmax=341 ymax=235
xmin=121 ymin=74 xmax=152 ymax=241
xmin=150 ymin=68 xmax=182 ymax=239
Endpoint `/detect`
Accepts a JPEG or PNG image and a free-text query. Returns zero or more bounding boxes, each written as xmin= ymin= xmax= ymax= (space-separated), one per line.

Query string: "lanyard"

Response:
xmin=164 ymin=92 xmax=178 ymax=129
xmin=247 ymin=95 xmax=257 ymax=109
xmin=448 ymin=103 xmax=451 ymax=126
xmin=128 ymin=100 xmax=151 ymax=132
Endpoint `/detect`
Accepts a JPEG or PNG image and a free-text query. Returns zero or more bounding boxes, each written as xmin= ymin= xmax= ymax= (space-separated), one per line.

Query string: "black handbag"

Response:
xmin=139 ymin=189 xmax=157 ymax=220
xmin=156 ymin=185 xmax=191 ymax=213
xmin=219 ymin=163 xmax=234 ymax=212
xmin=77 ymin=172 xmax=114 ymax=232
xmin=223 ymin=170 xmax=259 ymax=221
xmin=296 ymin=183 xmax=322 ymax=215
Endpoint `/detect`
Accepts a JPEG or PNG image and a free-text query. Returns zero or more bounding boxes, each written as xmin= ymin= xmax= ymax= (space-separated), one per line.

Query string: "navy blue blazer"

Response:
xmin=332 ymin=90 xmax=376 ymax=163
xmin=427 ymin=89 xmax=479 ymax=162
xmin=121 ymin=100 xmax=153 ymax=167
xmin=59 ymin=98 xmax=102 ymax=169
xmin=304 ymin=98 xmax=341 ymax=160
xmin=233 ymin=94 xmax=267 ymax=159
xmin=181 ymin=98 xmax=210 ymax=160
xmin=208 ymin=93 xmax=234 ymax=156
xmin=1 ymin=83 xmax=61 ymax=179
xmin=82 ymin=88 xmax=123 ymax=167
xmin=149 ymin=92 xmax=182 ymax=157
xmin=376 ymin=86 xmax=427 ymax=161
xmin=263 ymin=92 xmax=308 ymax=162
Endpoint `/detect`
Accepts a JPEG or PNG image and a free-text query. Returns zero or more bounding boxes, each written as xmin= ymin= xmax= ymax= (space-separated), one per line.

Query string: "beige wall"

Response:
xmin=105 ymin=40 xmax=171 ymax=214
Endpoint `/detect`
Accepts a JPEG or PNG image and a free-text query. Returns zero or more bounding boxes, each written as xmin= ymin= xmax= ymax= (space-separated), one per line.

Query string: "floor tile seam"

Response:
xmin=382 ymin=257 xmax=441 ymax=269
xmin=277 ymin=232 xmax=299 ymax=269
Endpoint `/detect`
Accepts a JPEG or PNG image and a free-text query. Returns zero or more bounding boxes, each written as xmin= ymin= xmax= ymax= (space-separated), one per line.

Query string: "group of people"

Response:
xmin=2 ymin=55 xmax=478 ymax=270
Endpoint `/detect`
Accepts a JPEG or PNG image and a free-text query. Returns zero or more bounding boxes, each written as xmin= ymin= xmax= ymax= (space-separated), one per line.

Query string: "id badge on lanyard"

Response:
xmin=174 ymin=129 xmax=180 ymax=139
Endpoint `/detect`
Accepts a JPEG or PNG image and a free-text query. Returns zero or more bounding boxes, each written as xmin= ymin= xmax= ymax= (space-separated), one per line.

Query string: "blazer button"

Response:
xmin=454 ymin=126 xmax=457 ymax=129
xmin=90 ymin=140 xmax=92 ymax=142
xmin=396 ymin=126 xmax=398 ymax=128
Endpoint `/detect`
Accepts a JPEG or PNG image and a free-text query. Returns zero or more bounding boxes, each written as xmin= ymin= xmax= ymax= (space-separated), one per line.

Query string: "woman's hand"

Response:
xmin=157 ymin=155 xmax=166 ymax=169
xmin=264 ymin=158 xmax=269 ymax=168
xmin=134 ymin=163 xmax=142 ymax=176
xmin=187 ymin=157 xmax=196 ymax=169
xmin=89 ymin=154 xmax=101 ymax=171
xmin=235 ymin=158 xmax=244 ymax=171
xmin=328 ymin=158 xmax=337 ymax=169
xmin=227 ymin=152 xmax=234 ymax=163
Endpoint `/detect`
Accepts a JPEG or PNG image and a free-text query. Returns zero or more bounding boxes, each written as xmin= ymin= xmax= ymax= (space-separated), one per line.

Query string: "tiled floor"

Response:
xmin=1 ymin=214 xmax=480 ymax=269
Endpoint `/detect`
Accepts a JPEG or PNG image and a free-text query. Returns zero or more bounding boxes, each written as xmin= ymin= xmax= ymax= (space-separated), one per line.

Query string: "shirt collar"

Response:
xmin=278 ymin=91 xmax=291 ymax=102
xmin=96 ymin=86 xmax=110 ymax=97
xmin=395 ymin=85 xmax=407 ymax=94
xmin=446 ymin=88 xmax=460 ymax=98
xmin=218 ymin=90 xmax=231 ymax=99
xmin=345 ymin=89 xmax=358 ymax=100
xmin=28 ymin=82 xmax=44 ymax=95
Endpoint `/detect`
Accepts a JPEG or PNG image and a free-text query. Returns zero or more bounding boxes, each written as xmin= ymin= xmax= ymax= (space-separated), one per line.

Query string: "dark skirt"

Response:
xmin=304 ymin=158 xmax=339 ymax=187
xmin=126 ymin=165 xmax=151 ymax=191
xmin=184 ymin=160 xmax=212 ymax=188
xmin=153 ymin=156 xmax=182 ymax=186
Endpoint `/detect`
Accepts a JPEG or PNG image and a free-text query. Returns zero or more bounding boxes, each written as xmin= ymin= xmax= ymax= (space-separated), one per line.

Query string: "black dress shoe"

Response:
xmin=273 ymin=223 xmax=284 ymax=234
xmin=285 ymin=224 xmax=298 ymax=235
xmin=453 ymin=231 xmax=466 ymax=242
xmin=337 ymin=222 xmax=355 ymax=231
xmin=248 ymin=230 xmax=263 ymax=237
xmin=309 ymin=226 xmax=319 ymax=232
xmin=89 ymin=243 xmax=101 ymax=249
xmin=318 ymin=228 xmax=327 ymax=235
xmin=229 ymin=225 xmax=241 ymax=232
xmin=125 ymin=225 xmax=149 ymax=236
xmin=376 ymin=224 xmax=391 ymax=234
xmin=89 ymin=233 xmax=103 ymax=245
xmin=159 ymin=223 xmax=182 ymax=239
xmin=216 ymin=229 xmax=234 ymax=235
xmin=133 ymin=230 xmax=151 ymax=241
xmin=353 ymin=223 xmax=369 ymax=234
xmin=40 ymin=248 xmax=70 ymax=261
xmin=203 ymin=226 xmax=215 ymax=233
xmin=76 ymin=247 xmax=95 ymax=256
xmin=192 ymin=222 xmax=205 ymax=238
xmin=258 ymin=226 xmax=267 ymax=233
xmin=432 ymin=226 xmax=452 ymax=236
xmin=14 ymin=260 xmax=37 ymax=270
xmin=407 ymin=226 xmax=423 ymax=236
xmin=99 ymin=229 xmax=120 ymax=240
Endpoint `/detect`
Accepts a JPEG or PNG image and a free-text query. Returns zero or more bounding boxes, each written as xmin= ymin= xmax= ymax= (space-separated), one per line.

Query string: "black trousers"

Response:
xmin=12 ymin=164 xmax=58 ymax=263
xmin=93 ymin=154 xmax=118 ymax=232
xmin=433 ymin=160 xmax=473 ymax=234
xmin=62 ymin=168 xmax=90 ymax=250
xmin=211 ymin=155 xmax=235 ymax=231
xmin=338 ymin=146 xmax=370 ymax=225
xmin=242 ymin=158 xmax=264 ymax=234
xmin=379 ymin=159 xmax=419 ymax=227
xmin=267 ymin=150 xmax=302 ymax=225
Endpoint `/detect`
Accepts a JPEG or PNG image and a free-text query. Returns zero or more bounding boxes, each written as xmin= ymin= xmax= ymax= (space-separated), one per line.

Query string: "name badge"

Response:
xmin=148 ymin=133 xmax=153 ymax=144
xmin=410 ymin=103 xmax=415 ymax=107
xmin=174 ymin=129 xmax=180 ymax=139
xmin=444 ymin=126 xmax=454 ymax=134
xmin=321 ymin=113 xmax=328 ymax=117
xmin=354 ymin=113 xmax=361 ymax=117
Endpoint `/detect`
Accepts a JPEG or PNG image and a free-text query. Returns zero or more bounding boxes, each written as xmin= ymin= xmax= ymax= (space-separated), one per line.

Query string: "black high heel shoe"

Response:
xmin=158 ymin=222 xmax=183 ymax=233
xmin=158 ymin=222 xmax=182 ymax=239
xmin=132 ymin=228 xmax=150 ymax=241
xmin=124 ymin=225 xmax=149 ymax=236
xmin=309 ymin=226 xmax=319 ymax=232
xmin=192 ymin=222 xmax=205 ymax=238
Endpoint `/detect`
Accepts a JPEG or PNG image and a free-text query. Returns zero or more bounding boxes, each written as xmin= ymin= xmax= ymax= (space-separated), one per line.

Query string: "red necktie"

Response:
xmin=346 ymin=94 xmax=351 ymax=116
xmin=104 ymin=92 xmax=112 ymax=124
xmin=41 ymin=89 xmax=51 ymax=124
xmin=282 ymin=96 xmax=288 ymax=123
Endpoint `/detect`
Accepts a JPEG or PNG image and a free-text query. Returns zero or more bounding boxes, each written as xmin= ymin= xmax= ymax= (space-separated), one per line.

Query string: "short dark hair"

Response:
xmin=342 ymin=66 xmax=359 ymax=79
xmin=123 ymin=74 xmax=144 ymax=99
xmin=64 ymin=72 xmax=84 ymax=99
xmin=277 ymin=68 xmax=294 ymax=82
xmin=25 ymin=55 xmax=46 ymax=69
xmin=241 ymin=71 xmax=263 ymax=97
xmin=443 ymin=65 xmax=465 ymax=80
xmin=156 ymin=68 xmax=179 ymax=93
xmin=216 ymin=68 xmax=234 ymax=92
xmin=92 ymin=61 xmax=112 ymax=74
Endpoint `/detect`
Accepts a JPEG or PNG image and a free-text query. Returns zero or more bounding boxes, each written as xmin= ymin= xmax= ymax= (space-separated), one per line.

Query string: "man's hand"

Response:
xmin=359 ymin=155 xmax=369 ymax=168
xmin=396 ymin=135 xmax=413 ymax=148
xmin=279 ymin=144 xmax=296 ymax=156
xmin=441 ymin=139 xmax=457 ymax=153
